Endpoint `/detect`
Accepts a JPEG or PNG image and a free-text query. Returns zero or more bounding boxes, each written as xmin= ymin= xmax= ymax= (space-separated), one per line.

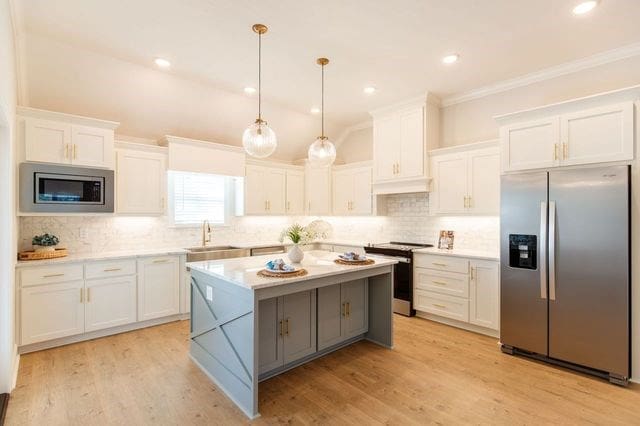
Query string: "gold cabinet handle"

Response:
xmin=103 ymin=268 xmax=122 ymax=272
xmin=161 ymin=197 xmax=165 ymax=209
xmin=346 ymin=302 xmax=351 ymax=317
xmin=279 ymin=319 xmax=284 ymax=337
xmin=286 ymin=201 xmax=290 ymax=211
xmin=467 ymin=196 xmax=472 ymax=208
xmin=73 ymin=144 xmax=77 ymax=160
xmin=563 ymin=143 xmax=568 ymax=160
xmin=432 ymin=262 xmax=448 ymax=267
xmin=285 ymin=318 xmax=290 ymax=336
xmin=152 ymin=259 xmax=169 ymax=264
xmin=80 ymin=288 xmax=84 ymax=303
xmin=396 ymin=163 xmax=400 ymax=174
xmin=86 ymin=288 xmax=91 ymax=302
xmin=433 ymin=303 xmax=447 ymax=309
xmin=43 ymin=273 xmax=65 ymax=278
xmin=432 ymin=280 xmax=448 ymax=286
xmin=342 ymin=302 xmax=346 ymax=317
xmin=470 ymin=267 xmax=475 ymax=280
xmin=64 ymin=144 xmax=69 ymax=159
xmin=553 ymin=144 xmax=558 ymax=161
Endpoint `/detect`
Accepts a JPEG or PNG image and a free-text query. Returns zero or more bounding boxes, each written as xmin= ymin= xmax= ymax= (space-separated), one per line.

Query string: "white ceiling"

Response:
xmin=15 ymin=0 xmax=640 ymax=158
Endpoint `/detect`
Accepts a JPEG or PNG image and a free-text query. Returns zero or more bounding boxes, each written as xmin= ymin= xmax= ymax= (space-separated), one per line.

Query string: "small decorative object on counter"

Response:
xmin=339 ymin=252 xmax=366 ymax=261
xmin=279 ymin=223 xmax=316 ymax=263
xmin=335 ymin=252 xmax=375 ymax=266
xmin=32 ymin=233 xmax=60 ymax=253
xmin=266 ymin=258 xmax=295 ymax=272
xmin=258 ymin=258 xmax=308 ymax=278
xmin=438 ymin=230 xmax=455 ymax=250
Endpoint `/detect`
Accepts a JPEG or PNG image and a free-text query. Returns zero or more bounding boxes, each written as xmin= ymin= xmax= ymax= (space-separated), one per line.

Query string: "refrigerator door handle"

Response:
xmin=549 ymin=200 xmax=556 ymax=301
xmin=539 ymin=201 xmax=548 ymax=299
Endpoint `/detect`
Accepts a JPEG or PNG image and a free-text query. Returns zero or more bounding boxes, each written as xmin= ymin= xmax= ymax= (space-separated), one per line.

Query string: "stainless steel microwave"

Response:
xmin=19 ymin=163 xmax=114 ymax=213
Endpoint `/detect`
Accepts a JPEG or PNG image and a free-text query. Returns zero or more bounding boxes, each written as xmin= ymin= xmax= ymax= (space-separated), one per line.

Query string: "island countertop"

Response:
xmin=187 ymin=250 xmax=398 ymax=291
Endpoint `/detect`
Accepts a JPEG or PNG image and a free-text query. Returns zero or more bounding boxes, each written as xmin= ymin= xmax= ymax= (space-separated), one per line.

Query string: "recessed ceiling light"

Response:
xmin=154 ymin=58 xmax=171 ymax=68
xmin=244 ymin=86 xmax=256 ymax=94
xmin=363 ymin=86 xmax=376 ymax=94
xmin=310 ymin=107 xmax=321 ymax=114
xmin=442 ymin=54 xmax=459 ymax=64
xmin=573 ymin=0 xmax=598 ymax=15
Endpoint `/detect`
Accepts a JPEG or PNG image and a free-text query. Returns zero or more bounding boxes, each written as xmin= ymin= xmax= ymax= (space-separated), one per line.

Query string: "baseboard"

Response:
xmin=11 ymin=345 xmax=19 ymax=391
xmin=415 ymin=311 xmax=499 ymax=338
xmin=19 ymin=314 xmax=188 ymax=354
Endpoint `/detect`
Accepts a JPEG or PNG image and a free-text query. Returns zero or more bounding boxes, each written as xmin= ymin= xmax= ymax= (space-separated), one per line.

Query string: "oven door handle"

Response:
xmin=366 ymin=253 xmax=411 ymax=263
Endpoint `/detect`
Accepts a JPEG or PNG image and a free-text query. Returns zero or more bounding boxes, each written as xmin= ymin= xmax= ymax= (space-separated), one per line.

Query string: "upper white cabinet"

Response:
xmin=430 ymin=143 xmax=500 ymax=215
xmin=305 ymin=164 xmax=332 ymax=215
xmin=19 ymin=107 xmax=119 ymax=169
xmin=332 ymin=164 xmax=372 ymax=215
xmin=370 ymin=94 xmax=440 ymax=194
xmin=285 ymin=170 xmax=305 ymax=215
xmin=497 ymin=88 xmax=637 ymax=173
xmin=244 ymin=163 xmax=297 ymax=215
xmin=116 ymin=144 xmax=167 ymax=215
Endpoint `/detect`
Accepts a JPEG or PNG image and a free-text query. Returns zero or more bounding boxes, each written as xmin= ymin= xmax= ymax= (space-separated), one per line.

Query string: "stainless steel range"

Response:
xmin=364 ymin=242 xmax=433 ymax=316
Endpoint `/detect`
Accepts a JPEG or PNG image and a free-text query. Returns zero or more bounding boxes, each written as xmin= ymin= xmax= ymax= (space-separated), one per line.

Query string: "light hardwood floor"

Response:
xmin=6 ymin=316 xmax=640 ymax=425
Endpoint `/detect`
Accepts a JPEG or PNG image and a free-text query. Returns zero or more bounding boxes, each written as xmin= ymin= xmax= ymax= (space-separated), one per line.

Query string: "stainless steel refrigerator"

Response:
xmin=500 ymin=165 xmax=630 ymax=385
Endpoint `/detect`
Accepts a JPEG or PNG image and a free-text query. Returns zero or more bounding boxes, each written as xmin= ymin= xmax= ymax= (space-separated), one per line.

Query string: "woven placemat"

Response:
xmin=334 ymin=258 xmax=375 ymax=266
xmin=257 ymin=268 xmax=308 ymax=278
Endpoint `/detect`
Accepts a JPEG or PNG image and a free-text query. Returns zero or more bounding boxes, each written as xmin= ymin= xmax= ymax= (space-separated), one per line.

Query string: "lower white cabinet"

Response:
xmin=469 ymin=260 xmax=500 ymax=330
xmin=137 ymin=256 xmax=180 ymax=321
xmin=21 ymin=280 xmax=85 ymax=345
xmin=258 ymin=290 xmax=317 ymax=375
xmin=413 ymin=253 xmax=499 ymax=333
xmin=85 ymin=275 xmax=137 ymax=332
xmin=317 ymin=280 xmax=368 ymax=351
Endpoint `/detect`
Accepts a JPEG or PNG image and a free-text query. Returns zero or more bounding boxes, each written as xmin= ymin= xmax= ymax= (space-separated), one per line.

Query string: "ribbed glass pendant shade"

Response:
xmin=243 ymin=120 xmax=277 ymax=158
xmin=308 ymin=136 xmax=336 ymax=167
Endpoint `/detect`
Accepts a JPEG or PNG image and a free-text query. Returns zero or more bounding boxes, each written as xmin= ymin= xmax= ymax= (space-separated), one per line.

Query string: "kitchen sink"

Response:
xmin=184 ymin=246 xmax=250 ymax=262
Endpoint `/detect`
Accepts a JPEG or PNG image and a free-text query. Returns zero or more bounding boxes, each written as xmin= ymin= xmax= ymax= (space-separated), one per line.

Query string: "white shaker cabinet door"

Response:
xmin=264 ymin=168 xmax=286 ymax=215
xmin=285 ymin=170 xmax=305 ymax=215
xmin=398 ymin=107 xmax=425 ymax=179
xmin=24 ymin=118 xmax=71 ymax=164
xmin=467 ymin=148 xmax=500 ymax=214
xmin=501 ymin=117 xmax=559 ymax=172
xmin=431 ymin=153 xmax=467 ymax=214
xmin=137 ymin=256 xmax=180 ymax=321
xmin=85 ymin=275 xmax=137 ymax=332
xmin=305 ymin=166 xmax=332 ymax=215
xmin=373 ymin=115 xmax=399 ymax=181
xmin=71 ymin=125 xmax=114 ymax=168
xmin=244 ymin=165 xmax=267 ymax=215
xmin=352 ymin=167 xmax=373 ymax=215
xmin=116 ymin=149 xmax=166 ymax=215
xmin=332 ymin=170 xmax=352 ymax=215
xmin=560 ymin=102 xmax=634 ymax=167
xmin=21 ymin=281 xmax=85 ymax=345
xmin=469 ymin=260 xmax=500 ymax=330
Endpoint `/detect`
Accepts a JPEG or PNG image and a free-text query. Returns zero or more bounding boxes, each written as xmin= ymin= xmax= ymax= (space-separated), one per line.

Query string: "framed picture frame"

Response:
xmin=438 ymin=230 xmax=455 ymax=250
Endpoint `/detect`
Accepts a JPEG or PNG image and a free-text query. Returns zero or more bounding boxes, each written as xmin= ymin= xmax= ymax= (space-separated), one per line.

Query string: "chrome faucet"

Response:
xmin=202 ymin=220 xmax=212 ymax=247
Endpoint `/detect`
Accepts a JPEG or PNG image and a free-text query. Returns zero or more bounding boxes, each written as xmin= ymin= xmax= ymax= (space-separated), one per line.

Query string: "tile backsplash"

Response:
xmin=19 ymin=193 xmax=499 ymax=254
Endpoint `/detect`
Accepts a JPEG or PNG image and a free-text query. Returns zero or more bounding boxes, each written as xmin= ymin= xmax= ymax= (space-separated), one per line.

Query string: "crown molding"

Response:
xmin=442 ymin=42 xmax=640 ymax=107
xmin=8 ymin=0 xmax=28 ymax=106
xmin=17 ymin=106 xmax=120 ymax=129
xmin=369 ymin=92 xmax=440 ymax=118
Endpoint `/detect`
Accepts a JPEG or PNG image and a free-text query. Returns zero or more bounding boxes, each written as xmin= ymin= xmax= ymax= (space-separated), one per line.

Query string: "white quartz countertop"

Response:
xmin=187 ymin=250 xmax=397 ymax=290
xmin=413 ymin=247 xmax=499 ymax=261
xmin=16 ymin=247 xmax=188 ymax=267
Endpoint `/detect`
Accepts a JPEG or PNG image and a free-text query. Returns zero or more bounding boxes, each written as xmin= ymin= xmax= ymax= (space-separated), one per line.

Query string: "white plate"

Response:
xmin=338 ymin=256 xmax=367 ymax=262
xmin=265 ymin=266 xmax=300 ymax=274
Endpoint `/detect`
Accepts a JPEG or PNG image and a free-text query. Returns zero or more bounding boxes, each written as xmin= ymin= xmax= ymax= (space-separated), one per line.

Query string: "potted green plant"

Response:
xmin=32 ymin=233 xmax=60 ymax=253
xmin=279 ymin=224 xmax=316 ymax=263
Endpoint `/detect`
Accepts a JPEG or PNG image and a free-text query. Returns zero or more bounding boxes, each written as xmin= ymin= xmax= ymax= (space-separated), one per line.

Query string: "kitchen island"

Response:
xmin=187 ymin=250 xmax=397 ymax=419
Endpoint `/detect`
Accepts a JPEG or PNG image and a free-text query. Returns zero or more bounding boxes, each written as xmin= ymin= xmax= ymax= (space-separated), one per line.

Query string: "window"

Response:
xmin=169 ymin=171 xmax=232 ymax=225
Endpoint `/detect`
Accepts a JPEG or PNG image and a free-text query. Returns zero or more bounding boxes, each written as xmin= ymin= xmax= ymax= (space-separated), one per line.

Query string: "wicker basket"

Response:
xmin=18 ymin=248 xmax=68 ymax=261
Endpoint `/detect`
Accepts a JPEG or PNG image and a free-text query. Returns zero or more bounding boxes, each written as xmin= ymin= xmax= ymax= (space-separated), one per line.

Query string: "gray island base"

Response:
xmin=187 ymin=250 xmax=397 ymax=419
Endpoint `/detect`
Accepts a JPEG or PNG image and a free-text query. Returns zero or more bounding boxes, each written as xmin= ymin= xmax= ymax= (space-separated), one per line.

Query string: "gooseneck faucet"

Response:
xmin=202 ymin=220 xmax=212 ymax=247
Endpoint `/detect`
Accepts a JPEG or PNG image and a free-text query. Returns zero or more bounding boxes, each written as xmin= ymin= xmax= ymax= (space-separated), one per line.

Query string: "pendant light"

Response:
xmin=307 ymin=57 xmax=336 ymax=167
xmin=242 ymin=24 xmax=277 ymax=158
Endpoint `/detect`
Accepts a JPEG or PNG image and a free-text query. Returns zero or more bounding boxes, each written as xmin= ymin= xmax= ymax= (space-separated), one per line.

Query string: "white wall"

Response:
xmin=0 ymin=0 xmax=18 ymax=393
xmin=336 ymin=126 xmax=373 ymax=164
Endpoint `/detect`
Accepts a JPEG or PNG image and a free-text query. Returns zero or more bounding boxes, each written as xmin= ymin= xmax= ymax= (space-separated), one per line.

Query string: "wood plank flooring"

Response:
xmin=5 ymin=316 xmax=640 ymax=425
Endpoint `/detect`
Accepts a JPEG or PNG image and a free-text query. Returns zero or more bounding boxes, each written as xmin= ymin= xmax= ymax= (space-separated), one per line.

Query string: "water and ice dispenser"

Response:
xmin=508 ymin=234 xmax=537 ymax=270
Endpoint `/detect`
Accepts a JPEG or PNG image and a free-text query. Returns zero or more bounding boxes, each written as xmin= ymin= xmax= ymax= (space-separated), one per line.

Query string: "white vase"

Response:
xmin=34 ymin=245 xmax=55 ymax=253
xmin=288 ymin=244 xmax=304 ymax=263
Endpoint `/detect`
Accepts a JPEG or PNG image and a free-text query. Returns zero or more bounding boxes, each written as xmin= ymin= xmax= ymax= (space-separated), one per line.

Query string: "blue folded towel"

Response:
xmin=266 ymin=258 xmax=295 ymax=272
xmin=339 ymin=252 xmax=366 ymax=261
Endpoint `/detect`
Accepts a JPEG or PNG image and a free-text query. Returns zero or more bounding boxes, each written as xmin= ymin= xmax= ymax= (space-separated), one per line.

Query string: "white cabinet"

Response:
xmin=20 ymin=280 xmax=85 ymax=345
xmin=499 ymin=100 xmax=635 ymax=172
xmin=137 ymin=256 xmax=180 ymax=321
xmin=244 ymin=164 xmax=288 ymax=215
xmin=430 ymin=144 xmax=500 ymax=215
xmin=413 ymin=253 xmax=499 ymax=333
xmin=116 ymin=147 xmax=167 ymax=215
xmin=370 ymin=94 xmax=439 ymax=192
xmin=21 ymin=110 xmax=117 ymax=169
xmin=305 ymin=164 xmax=332 ymax=215
xmin=85 ymin=275 xmax=137 ymax=332
xmin=332 ymin=165 xmax=372 ymax=215
xmin=285 ymin=170 xmax=305 ymax=215
xmin=469 ymin=260 xmax=500 ymax=330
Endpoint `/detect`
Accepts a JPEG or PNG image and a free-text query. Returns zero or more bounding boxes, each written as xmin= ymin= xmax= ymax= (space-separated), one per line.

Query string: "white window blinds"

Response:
xmin=170 ymin=171 xmax=228 ymax=225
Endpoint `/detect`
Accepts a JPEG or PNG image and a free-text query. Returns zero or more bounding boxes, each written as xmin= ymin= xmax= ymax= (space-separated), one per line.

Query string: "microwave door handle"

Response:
xmin=548 ymin=201 xmax=556 ymax=301
xmin=539 ymin=201 xmax=547 ymax=300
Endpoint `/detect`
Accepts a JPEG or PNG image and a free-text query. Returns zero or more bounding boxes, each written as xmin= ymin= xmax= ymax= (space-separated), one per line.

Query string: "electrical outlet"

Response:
xmin=206 ymin=286 xmax=213 ymax=302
